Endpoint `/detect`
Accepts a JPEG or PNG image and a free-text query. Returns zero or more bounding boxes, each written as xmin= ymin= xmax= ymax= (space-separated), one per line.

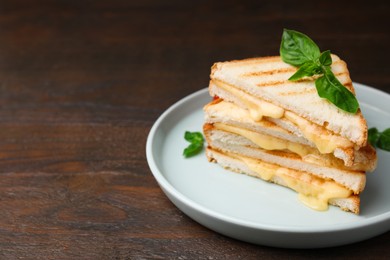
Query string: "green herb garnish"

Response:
xmin=280 ymin=29 xmax=359 ymax=114
xmin=183 ymin=131 xmax=204 ymax=157
xmin=368 ymin=128 xmax=390 ymax=151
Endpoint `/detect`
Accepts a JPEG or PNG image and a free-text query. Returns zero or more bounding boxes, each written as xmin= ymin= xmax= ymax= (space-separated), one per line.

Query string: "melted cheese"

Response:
xmin=284 ymin=111 xmax=353 ymax=154
xmin=213 ymin=80 xmax=284 ymax=120
xmin=214 ymin=123 xmax=313 ymax=157
xmin=239 ymin=156 xmax=352 ymax=211
xmin=213 ymin=79 xmax=354 ymax=155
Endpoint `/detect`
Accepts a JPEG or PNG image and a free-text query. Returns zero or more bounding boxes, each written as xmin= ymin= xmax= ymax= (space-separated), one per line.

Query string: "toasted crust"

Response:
xmin=210 ymin=55 xmax=368 ymax=147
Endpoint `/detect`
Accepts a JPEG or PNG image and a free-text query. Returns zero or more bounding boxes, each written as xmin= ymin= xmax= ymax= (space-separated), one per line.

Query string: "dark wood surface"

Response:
xmin=0 ymin=0 xmax=389 ymax=258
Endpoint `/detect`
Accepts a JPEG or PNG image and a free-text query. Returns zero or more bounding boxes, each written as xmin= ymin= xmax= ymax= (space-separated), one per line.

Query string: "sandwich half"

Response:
xmin=204 ymin=55 xmax=377 ymax=214
xmin=204 ymin=123 xmax=363 ymax=213
xmin=209 ymin=55 xmax=369 ymax=167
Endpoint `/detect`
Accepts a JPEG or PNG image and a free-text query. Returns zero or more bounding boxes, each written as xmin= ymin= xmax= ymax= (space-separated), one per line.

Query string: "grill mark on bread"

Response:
xmin=278 ymin=88 xmax=317 ymax=96
xmin=253 ymin=73 xmax=351 ymax=88
xmin=213 ymin=56 xmax=350 ymax=89
xmin=214 ymin=55 xmax=344 ymax=72
xmin=333 ymin=72 xmax=349 ymax=77
xmin=343 ymin=82 xmax=354 ymax=93
xmin=256 ymin=80 xmax=290 ymax=87
xmin=242 ymin=67 xmax=296 ymax=77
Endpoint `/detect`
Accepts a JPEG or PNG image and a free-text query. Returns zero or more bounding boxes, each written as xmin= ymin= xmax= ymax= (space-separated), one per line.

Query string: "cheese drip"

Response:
xmin=284 ymin=112 xmax=353 ymax=154
xmin=214 ymin=123 xmax=313 ymax=157
xmin=213 ymin=80 xmax=284 ymax=120
xmin=239 ymin=156 xmax=352 ymax=211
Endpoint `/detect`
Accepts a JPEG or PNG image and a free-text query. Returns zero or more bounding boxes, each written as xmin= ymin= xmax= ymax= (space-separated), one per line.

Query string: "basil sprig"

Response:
xmin=280 ymin=29 xmax=359 ymax=114
xmin=368 ymin=128 xmax=390 ymax=151
xmin=183 ymin=131 xmax=204 ymax=157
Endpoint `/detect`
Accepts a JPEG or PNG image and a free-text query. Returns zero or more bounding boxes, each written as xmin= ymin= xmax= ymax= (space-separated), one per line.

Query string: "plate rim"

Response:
xmin=146 ymin=83 xmax=390 ymax=239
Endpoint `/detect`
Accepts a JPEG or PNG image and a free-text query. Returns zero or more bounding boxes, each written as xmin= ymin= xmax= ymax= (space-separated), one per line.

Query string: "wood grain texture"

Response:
xmin=0 ymin=0 xmax=389 ymax=259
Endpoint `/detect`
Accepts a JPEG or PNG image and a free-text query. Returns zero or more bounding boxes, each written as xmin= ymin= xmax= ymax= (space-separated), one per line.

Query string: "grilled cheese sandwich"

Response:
xmin=203 ymin=54 xmax=377 ymax=214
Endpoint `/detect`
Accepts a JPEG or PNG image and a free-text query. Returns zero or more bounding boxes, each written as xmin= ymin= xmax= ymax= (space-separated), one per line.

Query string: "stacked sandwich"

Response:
xmin=203 ymin=55 xmax=377 ymax=214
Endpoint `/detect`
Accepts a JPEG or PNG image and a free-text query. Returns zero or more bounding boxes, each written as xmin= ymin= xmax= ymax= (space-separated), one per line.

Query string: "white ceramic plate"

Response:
xmin=146 ymin=83 xmax=390 ymax=248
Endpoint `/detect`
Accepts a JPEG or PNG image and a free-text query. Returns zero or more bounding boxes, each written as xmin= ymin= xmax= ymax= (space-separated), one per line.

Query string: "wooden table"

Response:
xmin=0 ymin=1 xmax=389 ymax=258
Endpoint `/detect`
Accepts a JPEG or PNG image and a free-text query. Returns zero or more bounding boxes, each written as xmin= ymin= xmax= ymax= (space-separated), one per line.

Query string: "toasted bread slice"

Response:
xmin=204 ymin=123 xmax=366 ymax=194
xmin=206 ymin=147 xmax=360 ymax=214
xmin=210 ymin=55 xmax=368 ymax=148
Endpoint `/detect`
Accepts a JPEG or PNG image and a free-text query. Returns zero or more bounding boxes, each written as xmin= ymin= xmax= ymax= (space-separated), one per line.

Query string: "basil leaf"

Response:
xmin=183 ymin=142 xmax=203 ymax=158
xmin=315 ymin=68 xmax=359 ymax=113
xmin=288 ymin=61 xmax=322 ymax=81
xmin=368 ymin=127 xmax=380 ymax=146
xmin=377 ymin=128 xmax=390 ymax=151
xmin=280 ymin=29 xmax=360 ymax=114
xmin=184 ymin=131 xmax=204 ymax=143
xmin=280 ymin=29 xmax=321 ymax=66
xmin=183 ymin=131 xmax=204 ymax=158
xmin=319 ymin=50 xmax=332 ymax=66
